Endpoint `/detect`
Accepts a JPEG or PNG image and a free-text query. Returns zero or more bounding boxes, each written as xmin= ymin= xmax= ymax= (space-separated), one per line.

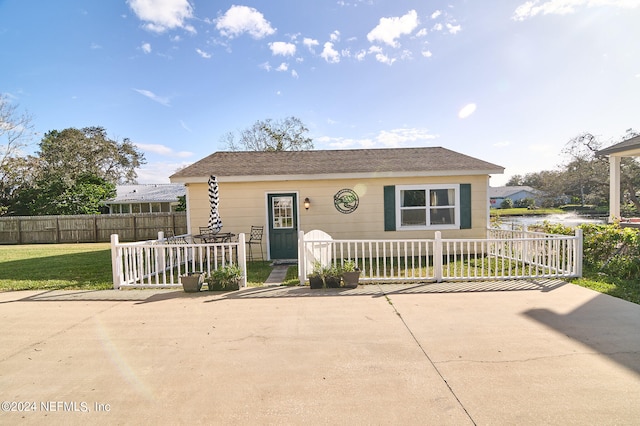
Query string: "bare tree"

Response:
xmin=224 ymin=116 xmax=313 ymax=151
xmin=0 ymin=94 xmax=35 ymax=178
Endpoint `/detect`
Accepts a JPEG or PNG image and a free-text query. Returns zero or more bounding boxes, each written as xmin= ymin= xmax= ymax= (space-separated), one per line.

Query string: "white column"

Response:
xmin=609 ymin=156 xmax=621 ymax=222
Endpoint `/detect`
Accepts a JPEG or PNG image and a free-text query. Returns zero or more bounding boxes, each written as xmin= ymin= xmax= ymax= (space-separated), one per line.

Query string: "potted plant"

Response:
xmin=324 ymin=265 xmax=342 ymax=288
xmin=341 ymin=260 xmax=361 ymax=288
xmin=206 ymin=265 xmax=242 ymax=291
xmin=308 ymin=261 xmax=326 ymax=289
xmin=180 ymin=272 xmax=204 ymax=293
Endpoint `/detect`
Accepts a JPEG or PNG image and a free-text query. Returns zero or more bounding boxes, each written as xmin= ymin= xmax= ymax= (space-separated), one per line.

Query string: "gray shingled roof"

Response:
xmin=106 ymin=184 xmax=185 ymax=204
xmin=489 ymin=186 xmax=539 ymax=198
xmin=596 ymin=135 xmax=640 ymax=156
xmin=170 ymin=147 xmax=504 ymax=182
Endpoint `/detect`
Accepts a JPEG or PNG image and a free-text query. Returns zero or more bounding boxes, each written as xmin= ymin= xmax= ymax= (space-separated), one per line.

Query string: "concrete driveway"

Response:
xmin=1 ymin=279 xmax=639 ymax=425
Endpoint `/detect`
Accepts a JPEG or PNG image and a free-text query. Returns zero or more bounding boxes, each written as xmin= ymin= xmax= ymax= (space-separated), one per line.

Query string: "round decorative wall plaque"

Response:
xmin=334 ymin=188 xmax=359 ymax=214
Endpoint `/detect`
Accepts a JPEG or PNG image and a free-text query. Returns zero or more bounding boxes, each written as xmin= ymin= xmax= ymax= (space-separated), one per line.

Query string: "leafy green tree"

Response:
xmin=38 ymin=126 xmax=144 ymax=184
xmin=224 ymin=116 xmax=313 ymax=151
xmin=7 ymin=126 xmax=144 ymax=216
xmin=12 ymin=174 xmax=115 ymax=216
xmin=500 ymin=198 xmax=514 ymax=209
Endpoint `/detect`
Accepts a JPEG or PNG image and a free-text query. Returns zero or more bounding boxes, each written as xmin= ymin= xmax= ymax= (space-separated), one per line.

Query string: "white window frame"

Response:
xmin=395 ymin=184 xmax=461 ymax=230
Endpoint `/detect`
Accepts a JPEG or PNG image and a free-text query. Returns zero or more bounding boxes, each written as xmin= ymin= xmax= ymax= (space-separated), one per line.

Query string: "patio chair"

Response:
xmin=246 ymin=225 xmax=264 ymax=261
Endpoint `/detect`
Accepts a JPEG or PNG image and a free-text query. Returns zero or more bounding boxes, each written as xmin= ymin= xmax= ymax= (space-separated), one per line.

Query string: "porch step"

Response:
xmin=264 ymin=265 xmax=289 ymax=286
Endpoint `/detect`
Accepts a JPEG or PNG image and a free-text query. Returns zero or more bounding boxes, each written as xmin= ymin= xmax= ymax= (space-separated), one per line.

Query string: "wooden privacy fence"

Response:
xmin=0 ymin=212 xmax=187 ymax=244
xmin=298 ymin=228 xmax=583 ymax=283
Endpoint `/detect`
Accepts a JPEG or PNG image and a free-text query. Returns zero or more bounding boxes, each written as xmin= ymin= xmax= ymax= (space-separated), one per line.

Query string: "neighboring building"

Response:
xmin=489 ymin=186 xmax=541 ymax=208
xmin=170 ymin=147 xmax=504 ymax=260
xmin=103 ymin=184 xmax=185 ymax=214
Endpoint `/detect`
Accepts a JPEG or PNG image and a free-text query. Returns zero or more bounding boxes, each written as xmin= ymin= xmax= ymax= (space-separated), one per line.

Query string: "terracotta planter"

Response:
xmin=181 ymin=273 xmax=203 ymax=293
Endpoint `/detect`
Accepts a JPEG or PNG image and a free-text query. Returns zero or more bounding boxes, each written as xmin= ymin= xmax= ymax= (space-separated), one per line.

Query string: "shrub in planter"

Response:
xmin=341 ymin=260 xmax=360 ymax=288
xmin=308 ymin=261 xmax=326 ymax=289
xmin=324 ymin=265 xmax=342 ymax=288
xmin=206 ymin=265 xmax=242 ymax=291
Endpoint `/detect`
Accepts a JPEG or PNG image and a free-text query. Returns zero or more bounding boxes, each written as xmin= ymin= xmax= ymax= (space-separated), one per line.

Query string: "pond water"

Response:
xmin=498 ymin=212 xmax=607 ymax=229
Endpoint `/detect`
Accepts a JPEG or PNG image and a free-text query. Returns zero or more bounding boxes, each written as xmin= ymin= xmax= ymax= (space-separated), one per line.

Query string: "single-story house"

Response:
xmin=169 ymin=147 xmax=504 ymax=260
xmin=489 ymin=186 xmax=541 ymax=208
xmin=103 ymin=184 xmax=185 ymax=214
xmin=596 ymin=134 xmax=640 ymax=223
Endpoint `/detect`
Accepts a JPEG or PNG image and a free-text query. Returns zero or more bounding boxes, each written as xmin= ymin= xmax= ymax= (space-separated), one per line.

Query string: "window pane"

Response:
xmin=401 ymin=209 xmax=426 ymax=226
xmin=401 ymin=190 xmax=425 ymax=207
xmin=272 ymin=196 xmax=294 ymax=229
xmin=430 ymin=189 xmax=454 ymax=207
xmin=430 ymin=208 xmax=455 ymax=225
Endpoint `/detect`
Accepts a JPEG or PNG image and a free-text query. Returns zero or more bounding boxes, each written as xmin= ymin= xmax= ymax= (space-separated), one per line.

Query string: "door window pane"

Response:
xmin=272 ymin=196 xmax=294 ymax=229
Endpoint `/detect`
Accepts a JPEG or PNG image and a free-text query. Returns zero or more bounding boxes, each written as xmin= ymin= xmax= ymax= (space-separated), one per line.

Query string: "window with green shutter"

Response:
xmin=384 ymin=184 xmax=472 ymax=231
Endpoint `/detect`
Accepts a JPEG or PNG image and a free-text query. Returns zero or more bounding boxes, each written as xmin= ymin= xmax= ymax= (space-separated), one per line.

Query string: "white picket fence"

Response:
xmin=110 ymin=232 xmax=247 ymax=289
xmin=298 ymin=228 xmax=583 ymax=283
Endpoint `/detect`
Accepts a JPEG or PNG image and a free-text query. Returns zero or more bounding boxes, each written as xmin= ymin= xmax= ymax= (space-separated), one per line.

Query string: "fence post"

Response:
xmin=298 ymin=230 xmax=306 ymax=285
xmin=434 ymin=231 xmax=443 ymax=283
xmin=237 ymin=233 xmax=247 ymax=288
xmin=110 ymin=234 xmax=122 ymax=290
xmin=575 ymin=228 xmax=583 ymax=277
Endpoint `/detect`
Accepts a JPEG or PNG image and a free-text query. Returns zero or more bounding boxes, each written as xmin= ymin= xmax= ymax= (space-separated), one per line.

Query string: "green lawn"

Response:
xmin=0 ymin=244 xmax=274 ymax=291
xmin=1 ymin=244 xmax=638 ymax=306
xmin=0 ymin=243 xmax=114 ymax=290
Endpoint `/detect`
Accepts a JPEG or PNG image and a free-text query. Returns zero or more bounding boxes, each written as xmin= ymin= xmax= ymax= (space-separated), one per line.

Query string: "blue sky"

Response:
xmin=1 ymin=0 xmax=639 ymax=186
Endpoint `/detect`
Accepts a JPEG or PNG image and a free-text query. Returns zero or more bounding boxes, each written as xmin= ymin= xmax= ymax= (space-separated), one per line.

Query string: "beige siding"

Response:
xmin=186 ymin=175 xmax=491 ymax=255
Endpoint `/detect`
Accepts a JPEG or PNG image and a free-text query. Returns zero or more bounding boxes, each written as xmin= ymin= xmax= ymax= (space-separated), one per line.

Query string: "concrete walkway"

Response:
xmin=1 ymin=280 xmax=639 ymax=425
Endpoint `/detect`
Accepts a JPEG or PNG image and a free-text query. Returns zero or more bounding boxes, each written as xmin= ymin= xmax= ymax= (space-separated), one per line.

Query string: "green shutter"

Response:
xmin=460 ymin=184 xmax=471 ymax=229
xmin=383 ymin=185 xmax=396 ymax=231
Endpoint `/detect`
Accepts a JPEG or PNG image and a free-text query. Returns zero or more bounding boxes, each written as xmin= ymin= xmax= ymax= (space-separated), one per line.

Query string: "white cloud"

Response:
xmin=367 ymin=10 xmax=419 ymax=48
xmin=127 ymin=0 xmax=194 ymax=33
xmin=135 ymin=161 xmax=193 ymax=183
xmin=330 ymin=30 xmax=340 ymax=42
xmin=317 ymin=128 xmax=438 ymax=149
xmin=458 ymin=103 xmax=477 ymax=119
xmin=303 ymin=37 xmax=319 ymax=52
xmin=269 ymin=41 xmax=296 ymax=56
xmin=422 ymin=50 xmax=433 ymax=57
xmin=135 ymin=143 xmax=192 ymax=158
xmin=320 ymin=42 xmax=340 ymax=63
xmin=513 ymin=0 xmax=640 ymax=21
xmin=196 ymin=48 xmax=211 ymax=58
xmin=259 ymin=62 xmax=272 ymax=72
xmin=291 ymin=69 xmax=299 ymax=78
xmin=179 ymin=120 xmax=192 ymax=132
xmin=90 ymin=42 xmax=102 ymax=50
xmin=416 ymin=28 xmax=428 ymax=37
xmin=216 ymin=5 xmax=276 ymax=39
xmin=141 ymin=42 xmax=151 ymax=54
xmin=431 ymin=10 xmax=442 ymax=19
xmin=355 ymin=49 xmax=367 ymax=61
xmin=133 ymin=89 xmax=170 ymax=106
xmin=375 ymin=52 xmax=396 ymax=65
xmin=376 ymin=128 xmax=438 ymax=146
xmin=432 ymin=23 xmax=443 ymax=31
xmin=276 ymin=62 xmax=289 ymax=72
xmin=446 ymin=23 xmax=462 ymax=34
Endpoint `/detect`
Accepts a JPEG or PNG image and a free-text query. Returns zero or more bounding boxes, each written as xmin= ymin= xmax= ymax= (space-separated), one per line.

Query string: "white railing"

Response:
xmin=298 ymin=228 xmax=583 ymax=283
xmin=110 ymin=232 xmax=247 ymax=289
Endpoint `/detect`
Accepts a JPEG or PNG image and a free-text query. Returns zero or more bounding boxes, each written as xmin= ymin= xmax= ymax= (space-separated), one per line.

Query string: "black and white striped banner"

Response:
xmin=208 ymin=175 xmax=222 ymax=233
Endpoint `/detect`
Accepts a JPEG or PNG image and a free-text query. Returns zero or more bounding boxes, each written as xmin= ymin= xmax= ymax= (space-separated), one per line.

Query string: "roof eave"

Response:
xmin=170 ymin=168 xmax=504 ymax=184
